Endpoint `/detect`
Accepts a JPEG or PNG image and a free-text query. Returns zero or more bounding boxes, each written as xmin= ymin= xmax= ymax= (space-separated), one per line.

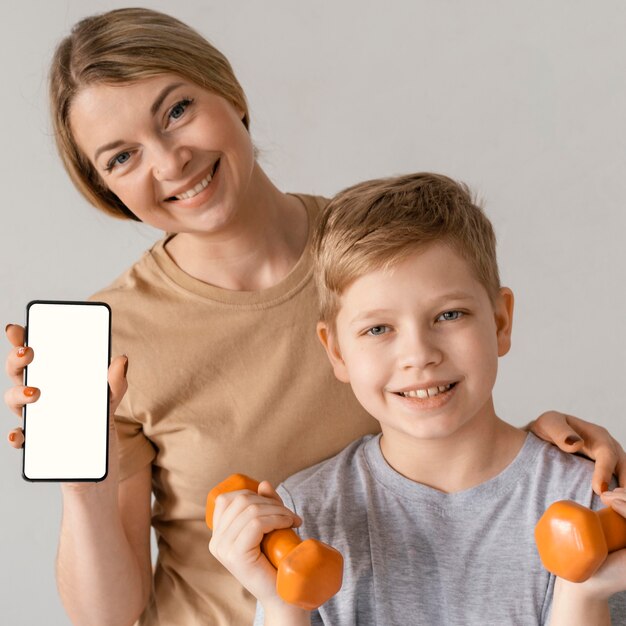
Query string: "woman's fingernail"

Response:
xmin=565 ymin=435 xmax=582 ymax=445
xmin=601 ymin=482 xmax=609 ymax=493
xmin=23 ymin=387 xmax=37 ymax=397
xmin=17 ymin=347 xmax=26 ymax=357
xmin=8 ymin=432 xmax=16 ymax=442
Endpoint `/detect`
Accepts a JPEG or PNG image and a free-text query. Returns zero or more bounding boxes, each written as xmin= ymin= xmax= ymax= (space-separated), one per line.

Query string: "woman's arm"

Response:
xmin=56 ymin=464 xmax=152 ymax=626
xmin=5 ymin=325 xmax=152 ymax=626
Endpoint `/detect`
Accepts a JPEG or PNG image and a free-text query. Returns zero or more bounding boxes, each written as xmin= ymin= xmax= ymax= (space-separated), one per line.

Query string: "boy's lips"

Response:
xmin=390 ymin=381 xmax=458 ymax=399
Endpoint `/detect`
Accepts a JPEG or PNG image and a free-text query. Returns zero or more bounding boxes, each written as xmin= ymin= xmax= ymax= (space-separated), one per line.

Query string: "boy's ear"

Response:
xmin=316 ymin=321 xmax=350 ymax=383
xmin=495 ymin=287 xmax=514 ymax=357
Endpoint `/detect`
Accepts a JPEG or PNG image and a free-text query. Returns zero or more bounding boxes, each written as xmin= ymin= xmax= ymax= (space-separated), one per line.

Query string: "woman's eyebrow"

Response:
xmin=150 ymin=82 xmax=184 ymax=115
xmin=93 ymin=82 xmax=186 ymax=162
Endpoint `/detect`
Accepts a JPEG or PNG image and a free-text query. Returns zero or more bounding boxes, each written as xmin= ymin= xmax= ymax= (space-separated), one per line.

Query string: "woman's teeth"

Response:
xmin=174 ymin=174 xmax=212 ymax=200
xmin=400 ymin=384 xmax=453 ymax=399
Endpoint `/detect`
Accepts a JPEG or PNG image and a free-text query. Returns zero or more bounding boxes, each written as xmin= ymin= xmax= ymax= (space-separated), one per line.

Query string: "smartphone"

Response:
xmin=22 ymin=300 xmax=111 ymax=482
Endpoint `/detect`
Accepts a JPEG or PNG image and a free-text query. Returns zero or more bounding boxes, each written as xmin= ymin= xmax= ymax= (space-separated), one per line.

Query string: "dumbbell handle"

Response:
xmin=206 ymin=473 xmax=302 ymax=569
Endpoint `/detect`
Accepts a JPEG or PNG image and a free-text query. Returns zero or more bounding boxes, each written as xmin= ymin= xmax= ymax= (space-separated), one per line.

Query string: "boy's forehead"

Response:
xmin=336 ymin=244 xmax=489 ymax=321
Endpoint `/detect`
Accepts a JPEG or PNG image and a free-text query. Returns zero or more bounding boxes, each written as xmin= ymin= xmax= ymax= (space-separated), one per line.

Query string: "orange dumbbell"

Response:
xmin=206 ymin=473 xmax=343 ymax=610
xmin=535 ymin=500 xmax=626 ymax=582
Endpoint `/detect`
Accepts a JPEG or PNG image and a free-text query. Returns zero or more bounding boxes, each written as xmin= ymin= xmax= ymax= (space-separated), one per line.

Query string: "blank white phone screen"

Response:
xmin=23 ymin=301 xmax=110 ymax=481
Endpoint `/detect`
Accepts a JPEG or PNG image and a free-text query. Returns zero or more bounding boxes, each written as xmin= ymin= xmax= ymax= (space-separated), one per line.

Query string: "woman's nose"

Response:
xmin=151 ymin=140 xmax=192 ymax=181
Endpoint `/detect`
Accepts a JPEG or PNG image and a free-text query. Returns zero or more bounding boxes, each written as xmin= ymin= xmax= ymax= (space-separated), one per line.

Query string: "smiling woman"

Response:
xmin=4 ymin=7 xmax=626 ymax=626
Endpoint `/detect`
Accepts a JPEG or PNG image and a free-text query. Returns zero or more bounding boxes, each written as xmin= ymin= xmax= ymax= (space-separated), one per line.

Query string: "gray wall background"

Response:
xmin=2 ymin=1 xmax=625 ymax=624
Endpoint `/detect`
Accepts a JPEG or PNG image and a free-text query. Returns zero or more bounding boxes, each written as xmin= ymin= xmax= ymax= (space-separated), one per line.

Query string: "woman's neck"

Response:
xmin=164 ymin=164 xmax=308 ymax=291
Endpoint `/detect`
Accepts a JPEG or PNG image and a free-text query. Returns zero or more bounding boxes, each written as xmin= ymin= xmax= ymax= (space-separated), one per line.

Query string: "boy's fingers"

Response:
xmin=257 ymin=481 xmax=302 ymax=526
xmin=601 ymin=490 xmax=626 ymax=517
xmin=4 ymin=385 xmax=40 ymax=417
xmin=5 ymin=324 xmax=25 ymax=347
xmin=528 ymin=412 xmax=584 ymax=452
xmin=7 ymin=427 xmax=24 ymax=449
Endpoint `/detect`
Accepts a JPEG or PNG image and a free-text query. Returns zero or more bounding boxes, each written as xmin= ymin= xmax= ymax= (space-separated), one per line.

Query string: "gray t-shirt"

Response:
xmin=254 ymin=432 xmax=626 ymax=625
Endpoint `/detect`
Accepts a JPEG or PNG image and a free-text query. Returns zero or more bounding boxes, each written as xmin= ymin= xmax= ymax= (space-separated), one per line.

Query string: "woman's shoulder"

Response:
xmin=88 ymin=237 xmax=168 ymax=306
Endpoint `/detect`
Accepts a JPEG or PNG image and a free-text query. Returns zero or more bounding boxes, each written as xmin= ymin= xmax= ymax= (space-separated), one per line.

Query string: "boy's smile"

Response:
xmin=318 ymin=242 xmax=515 ymax=454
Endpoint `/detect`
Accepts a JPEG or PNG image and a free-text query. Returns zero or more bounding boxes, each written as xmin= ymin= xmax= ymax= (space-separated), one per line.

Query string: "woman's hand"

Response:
xmin=4 ymin=323 xmax=128 ymax=492
xmin=209 ymin=481 xmax=304 ymax=611
xmin=528 ymin=411 xmax=626 ymax=495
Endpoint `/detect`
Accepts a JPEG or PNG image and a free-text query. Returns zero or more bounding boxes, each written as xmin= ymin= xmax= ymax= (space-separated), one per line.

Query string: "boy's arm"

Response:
xmin=549 ymin=578 xmax=611 ymax=626
xmin=528 ymin=411 xmax=626 ymax=494
xmin=209 ymin=481 xmax=311 ymax=625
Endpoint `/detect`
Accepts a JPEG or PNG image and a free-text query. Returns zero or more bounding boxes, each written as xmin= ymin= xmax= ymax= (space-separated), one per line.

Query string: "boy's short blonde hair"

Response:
xmin=313 ymin=172 xmax=501 ymax=326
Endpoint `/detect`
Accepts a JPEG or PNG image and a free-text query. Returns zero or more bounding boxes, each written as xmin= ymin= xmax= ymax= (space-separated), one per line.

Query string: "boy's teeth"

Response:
xmin=175 ymin=174 xmax=212 ymax=200
xmin=401 ymin=384 xmax=452 ymax=398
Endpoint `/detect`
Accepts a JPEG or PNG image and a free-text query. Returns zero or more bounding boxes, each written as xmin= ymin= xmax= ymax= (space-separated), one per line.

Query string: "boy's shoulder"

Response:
xmin=522 ymin=432 xmax=607 ymax=509
xmin=277 ymin=434 xmax=377 ymax=512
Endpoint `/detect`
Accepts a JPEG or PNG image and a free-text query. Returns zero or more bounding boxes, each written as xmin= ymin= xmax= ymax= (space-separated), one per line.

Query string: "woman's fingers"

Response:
xmin=530 ymin=411 xmax=626 ymax=495
xmin=5 ymin=324 xmax=25 ymax=348
xmin=528 ymin=411 xmax=584 ymax=452
xmin=4 ymin=385 xmax=40 ymax=418
xmin=5 ymin=345 xmax=33 ymax=386
xmin=7 ymin=427 xmax=24 ymax=449
xmin=601 ymin=488 xmax=626 ymax=516
xmin=108 ymin=355 xmax=129 ymax=415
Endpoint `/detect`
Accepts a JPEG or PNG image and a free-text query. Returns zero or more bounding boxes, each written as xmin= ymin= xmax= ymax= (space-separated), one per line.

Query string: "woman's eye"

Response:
xmin=168 ymin=98 xmax=192 ymax=122
xmin=366 ymin=326 xmax=389 ymax=336
xmin=438 ymin=310 xmax=463 ymax=322
xmin=106 ymin=151 xmax=131 ymax=171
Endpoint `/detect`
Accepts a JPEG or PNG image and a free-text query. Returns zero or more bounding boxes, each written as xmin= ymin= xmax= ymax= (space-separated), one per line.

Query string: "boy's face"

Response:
xmin=318 ymin=242 xmax=514 ymax=444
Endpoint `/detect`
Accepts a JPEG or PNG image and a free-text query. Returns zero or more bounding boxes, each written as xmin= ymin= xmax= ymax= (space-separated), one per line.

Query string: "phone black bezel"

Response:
xmin=22 ymin=300 xmax=111 ymax=482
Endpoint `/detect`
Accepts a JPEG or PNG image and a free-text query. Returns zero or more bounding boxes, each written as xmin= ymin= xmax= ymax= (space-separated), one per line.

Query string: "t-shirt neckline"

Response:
xmin=148 ymin=193 xmax=317 ymax=307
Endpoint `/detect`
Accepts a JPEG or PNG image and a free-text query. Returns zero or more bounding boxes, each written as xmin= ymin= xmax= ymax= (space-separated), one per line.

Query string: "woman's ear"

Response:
xmin=317 ymin=321 xmax=350 ymax=383
xmin=495 ymin=287 xmax=514 ymax=357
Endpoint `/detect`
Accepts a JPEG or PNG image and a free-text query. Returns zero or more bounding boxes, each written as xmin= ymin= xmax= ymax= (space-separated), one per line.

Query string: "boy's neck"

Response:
xmin=379 ymin=404 xmax=526 ymax=494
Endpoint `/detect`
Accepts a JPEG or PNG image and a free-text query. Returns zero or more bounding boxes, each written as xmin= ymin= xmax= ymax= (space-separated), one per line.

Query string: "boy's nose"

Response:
xmin=398 ymin=332 xmax=443 ymax=370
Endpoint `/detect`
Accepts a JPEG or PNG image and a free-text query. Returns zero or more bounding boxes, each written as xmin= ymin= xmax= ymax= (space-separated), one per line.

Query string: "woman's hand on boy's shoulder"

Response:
xmin=527 ymin=411 xmax=626 ymax=495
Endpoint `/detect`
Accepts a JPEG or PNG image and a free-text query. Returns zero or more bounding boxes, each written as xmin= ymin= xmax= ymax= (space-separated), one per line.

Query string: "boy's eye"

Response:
xmin=437 ymin=310 xmax=464 ymax=322
xmin=366 ymin=325 xmax=390 ymax=336
xmin=168 ymin=98 xmax=193 ymax=122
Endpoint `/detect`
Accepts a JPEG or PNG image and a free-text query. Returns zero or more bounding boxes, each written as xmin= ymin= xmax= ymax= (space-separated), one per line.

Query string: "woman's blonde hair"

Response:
xmin=50 ymin=8 xmax=250 ymax=220
xmin=313 ymin=172 xmax=501 ymax=326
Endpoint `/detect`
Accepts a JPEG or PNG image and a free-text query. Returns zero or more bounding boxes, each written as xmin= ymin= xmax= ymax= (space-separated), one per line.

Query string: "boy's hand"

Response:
xmin=528 ymin=411 xmax=626 ymax=495
xmin=208 ymin=481 xmax=303 ymax=609
xmin=550 ymin=493 xmax=626 ymax=626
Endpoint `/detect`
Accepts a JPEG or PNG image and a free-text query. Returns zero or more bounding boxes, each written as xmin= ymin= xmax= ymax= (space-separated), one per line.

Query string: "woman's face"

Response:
xmin=70 ymin=74 xmax=255 ymax=234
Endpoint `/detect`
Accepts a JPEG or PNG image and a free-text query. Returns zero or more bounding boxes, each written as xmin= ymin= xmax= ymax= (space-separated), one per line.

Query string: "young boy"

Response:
xmin=209 ymin=173 xmax=626 ymax=625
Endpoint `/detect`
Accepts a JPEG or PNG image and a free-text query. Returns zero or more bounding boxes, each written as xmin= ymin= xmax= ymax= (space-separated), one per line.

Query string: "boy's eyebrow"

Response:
xmin=350 ymin=309 xmax=395 ymax=325
xmin=349 ymin=293 xmax=476 ymax=326
xmin=93 ymin=82 xmax=184 ymax=162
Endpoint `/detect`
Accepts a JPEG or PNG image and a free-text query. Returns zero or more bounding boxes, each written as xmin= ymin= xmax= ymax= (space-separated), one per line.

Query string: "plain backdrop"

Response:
xmin=2 ymin=1 xmax=625 ymax=624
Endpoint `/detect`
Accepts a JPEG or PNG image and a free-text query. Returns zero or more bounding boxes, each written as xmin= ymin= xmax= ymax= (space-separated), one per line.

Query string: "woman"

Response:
xmin=4 ymin=8 xmax=625 ymax=626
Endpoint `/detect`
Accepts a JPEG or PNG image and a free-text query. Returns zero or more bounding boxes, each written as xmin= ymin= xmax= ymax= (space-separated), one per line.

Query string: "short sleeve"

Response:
xmin=113 ymin=393 xmax=156 ymax=481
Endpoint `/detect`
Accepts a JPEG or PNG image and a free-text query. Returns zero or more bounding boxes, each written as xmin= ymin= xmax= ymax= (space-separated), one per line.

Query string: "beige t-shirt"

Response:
xmin=91 ymin=194 xmax=378 ymax=626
